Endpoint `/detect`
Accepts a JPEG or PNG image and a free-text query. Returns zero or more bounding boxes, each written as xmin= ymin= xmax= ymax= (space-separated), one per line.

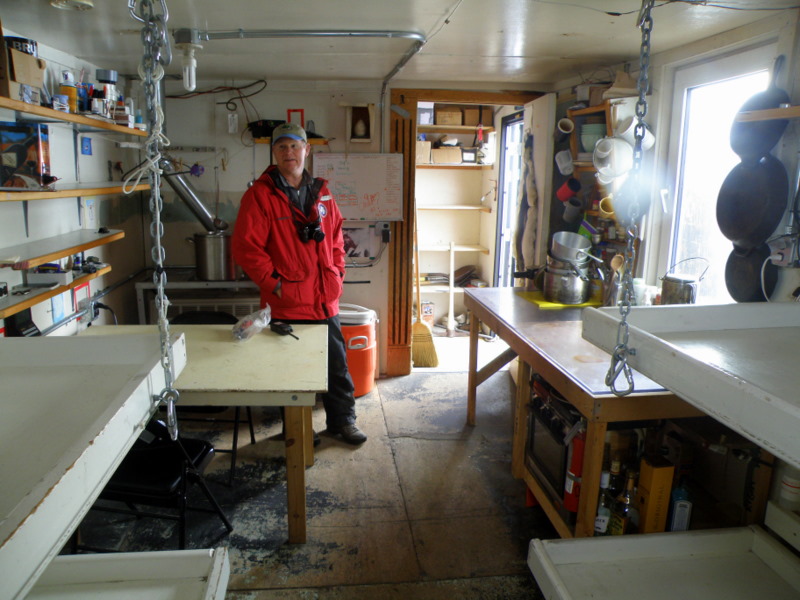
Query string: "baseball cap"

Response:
xmin=272 ymin=122 xmax=307 ymax=143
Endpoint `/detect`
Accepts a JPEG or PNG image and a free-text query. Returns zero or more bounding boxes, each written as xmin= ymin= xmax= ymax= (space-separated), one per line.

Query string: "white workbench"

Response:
xmin=526 ymin=302 xmax=800 ymax=599
xmin=0 ymin=334 xmax=225 ymax=599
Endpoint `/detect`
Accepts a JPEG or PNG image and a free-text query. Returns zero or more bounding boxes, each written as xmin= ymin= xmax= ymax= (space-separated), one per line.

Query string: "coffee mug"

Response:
xmin=563 ymin=197 xmax=584 ymax=223
xmin=556 ymin=177 xmax=581 ymax=202
xmin=615 ymin=116 xmax=655 ymax=151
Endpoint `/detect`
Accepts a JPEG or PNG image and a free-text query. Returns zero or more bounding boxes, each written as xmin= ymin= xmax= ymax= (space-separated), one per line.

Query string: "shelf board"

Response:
xmin=417 ymin=124 xmax=495 ymax=134
xmin=0 ymin=229 xmax=125 ymax=270
xmin=418 ymin=204 xmax=491 ymax=213
xmin=0 ymin=97 xmax=148 ymax=136
xmin=420 ymin=285 xmax=466 ymax=294
xmin=253 ymin=137 xmax=329 ymax=145
xmin=0 ymin=266 xmax=112 ymax=320
xmin=0 ymin=182 xmax=149 ymax=202
xmin=418 ymin=243 xmax=489 ymax=254
xmin=736 ymin=105 xmax=800 ymax=122
xmin=416 ymin=164 xmax=493 ymax=170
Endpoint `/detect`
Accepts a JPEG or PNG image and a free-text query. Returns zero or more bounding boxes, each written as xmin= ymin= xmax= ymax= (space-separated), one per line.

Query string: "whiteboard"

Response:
xmin=312 ymin=153 xmax=403 ymax=221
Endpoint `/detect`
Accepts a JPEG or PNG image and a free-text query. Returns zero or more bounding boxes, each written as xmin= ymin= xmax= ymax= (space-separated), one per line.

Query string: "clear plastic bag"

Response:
xmin=231 ymin=306 xmax=271 ymax=341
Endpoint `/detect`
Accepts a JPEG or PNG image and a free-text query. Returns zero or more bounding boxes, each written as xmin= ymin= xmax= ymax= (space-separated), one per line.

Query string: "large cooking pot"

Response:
xmin=725 ymin=243 xmax=778 ymax=302
xmin=716 ymin=154 xmax=788 ymax=250
xmin=730 ymin=55 xmax=790 ymax=164
xmin=189 ymin=231 xmax=239 ymax=281
xmin=551 ymin=231 xmax=592 ymax=262
xmin=543 ymin=269 xmax=590 ymax=304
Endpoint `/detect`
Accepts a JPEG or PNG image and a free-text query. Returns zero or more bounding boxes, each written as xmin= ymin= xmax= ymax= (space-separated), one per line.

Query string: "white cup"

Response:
xmin=593 ymin=137 xmax=633 ymax=178
xmin=554 ymin=149 xmax=574 ymax=176
xmin=615 ymin=116 xmax=655 ymax=151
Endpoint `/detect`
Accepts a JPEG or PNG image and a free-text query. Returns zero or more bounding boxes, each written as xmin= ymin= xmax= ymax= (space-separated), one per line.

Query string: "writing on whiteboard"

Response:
xmin=312 ymin=153 xmax=403 ymax=221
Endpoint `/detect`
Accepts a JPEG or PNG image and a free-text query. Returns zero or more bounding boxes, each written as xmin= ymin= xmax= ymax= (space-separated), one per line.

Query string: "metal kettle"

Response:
xmin=660 ymin=258 xmax=708 ymax=305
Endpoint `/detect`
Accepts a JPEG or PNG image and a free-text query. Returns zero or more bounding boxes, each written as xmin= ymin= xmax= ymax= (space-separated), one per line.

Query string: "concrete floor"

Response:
xmin=74 ymin=336 xmax=558 ymax=598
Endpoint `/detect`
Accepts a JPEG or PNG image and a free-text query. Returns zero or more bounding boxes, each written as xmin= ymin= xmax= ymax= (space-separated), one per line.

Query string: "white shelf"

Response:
xmin=582 ymin=303 xmax=800 ymax=470
xmin=0 ymin=183 xmax=148 ymax=203
xmin=28 ymin=549 xmax=229 ymax=599
xmin=0 ymin=229 xmax=125 ymax=270
xmin=418 ymin=204 xmax=491 ymax=213
xmin=528 ymin=523 xmax=800 ymax=600
xmin=418 ymin=243 xmax=489 ymax=254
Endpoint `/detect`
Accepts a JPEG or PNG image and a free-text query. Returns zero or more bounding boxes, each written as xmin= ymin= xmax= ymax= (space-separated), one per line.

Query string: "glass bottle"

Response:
xmin=608 ymin=458 xmax=624 ymax=498
xmin=608 ymin=471 xmax=638 ymax=535
xmin=593 ymin=470 xmax=613 ymax=536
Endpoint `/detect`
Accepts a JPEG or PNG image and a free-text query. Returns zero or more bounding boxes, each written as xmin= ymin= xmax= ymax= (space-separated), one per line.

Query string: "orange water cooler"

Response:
xmin=339 ymin=303 xmax=378 ymax=397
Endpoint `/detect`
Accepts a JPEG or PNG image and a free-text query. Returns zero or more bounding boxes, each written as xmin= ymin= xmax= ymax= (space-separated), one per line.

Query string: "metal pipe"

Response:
xmin=160 ymin=156 xmax=228 ymax=232
xmin=192 ymin=29 xmax=425 ymax=42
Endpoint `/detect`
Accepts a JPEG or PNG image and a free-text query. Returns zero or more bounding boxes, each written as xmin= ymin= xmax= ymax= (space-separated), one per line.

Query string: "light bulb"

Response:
xmin=177 ymin=43 xmax=202 ymax=92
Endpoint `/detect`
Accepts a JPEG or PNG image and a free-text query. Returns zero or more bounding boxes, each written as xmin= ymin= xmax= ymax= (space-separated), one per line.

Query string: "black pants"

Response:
xmin=278 ymin=315 xmax=356 ymax=428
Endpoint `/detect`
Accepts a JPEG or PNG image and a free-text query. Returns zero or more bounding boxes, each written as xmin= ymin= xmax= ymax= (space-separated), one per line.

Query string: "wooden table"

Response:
xmin=83 ymin=324 xmax=328 ymax=544
xmin=464 ymin=288 xmax=704 ymax=538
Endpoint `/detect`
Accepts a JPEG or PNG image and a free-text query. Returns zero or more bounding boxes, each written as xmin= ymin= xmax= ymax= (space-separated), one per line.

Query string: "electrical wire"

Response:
xmin=761 ymin=254 xmax=775 ymax=302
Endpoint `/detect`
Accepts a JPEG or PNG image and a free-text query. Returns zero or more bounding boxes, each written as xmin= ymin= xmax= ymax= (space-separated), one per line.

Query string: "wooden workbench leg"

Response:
xmin=303 ymin=406 xmax=314 ymax=468
xmin=575 ymin=421 xmax=607 ymax=538
xmin=511 ymin=359 xmax=532 ymax=479
xmin=284 ymin=406 xmax=307 ymax=544
xmin=467 ymin=313 xmax=480 ymax=426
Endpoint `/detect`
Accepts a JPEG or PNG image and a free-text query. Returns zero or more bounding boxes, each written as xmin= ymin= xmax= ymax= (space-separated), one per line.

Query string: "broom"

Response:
xmin=412 ymin=215 xmax=439 ymax=367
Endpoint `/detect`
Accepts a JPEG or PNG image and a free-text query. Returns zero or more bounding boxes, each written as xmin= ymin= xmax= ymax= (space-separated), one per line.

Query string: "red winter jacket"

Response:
xmin=232 ymin=166 xmax=346 ymax=320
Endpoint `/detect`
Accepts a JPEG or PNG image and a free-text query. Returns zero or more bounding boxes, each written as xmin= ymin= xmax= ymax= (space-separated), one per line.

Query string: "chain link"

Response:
xmin=130 ymin=0 xmax=180 ymax=438
xmin=605 ymin=0 xmax=653 ymax=396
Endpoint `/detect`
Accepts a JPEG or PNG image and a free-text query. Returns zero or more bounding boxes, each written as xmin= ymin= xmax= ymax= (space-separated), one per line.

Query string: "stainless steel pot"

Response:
xmin=543 ymin=269 xmax=590 ymax=304
xmin=660 ymin=258 xmax=708 ymax=305
xmin=551 ymin=231 xmax=592 ymax=262
xmin=190 ymin=231 xmax=239 ymax=281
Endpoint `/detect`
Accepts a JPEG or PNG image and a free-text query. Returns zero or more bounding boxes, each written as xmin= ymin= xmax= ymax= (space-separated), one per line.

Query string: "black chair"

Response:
xmin=88 ymin=419 xmax=233 ymax=550
xmin=169 ymin=310 xmax=257 ymax=485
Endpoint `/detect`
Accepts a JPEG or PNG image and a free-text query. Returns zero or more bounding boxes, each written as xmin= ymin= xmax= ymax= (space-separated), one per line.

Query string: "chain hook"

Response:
xmin=606 ymin=0 xmax=653 ymax=397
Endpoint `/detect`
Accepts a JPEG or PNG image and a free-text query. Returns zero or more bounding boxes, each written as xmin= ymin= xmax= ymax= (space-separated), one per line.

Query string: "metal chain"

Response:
xmin=605 ymin=0 xmax=653 ymax=396
xmin=130 ymin=0 xmax=181 ymax=438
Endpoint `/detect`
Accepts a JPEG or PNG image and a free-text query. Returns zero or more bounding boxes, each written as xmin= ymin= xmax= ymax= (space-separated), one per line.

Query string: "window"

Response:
xmin=652 ymin=43 xmax=776 ymax=304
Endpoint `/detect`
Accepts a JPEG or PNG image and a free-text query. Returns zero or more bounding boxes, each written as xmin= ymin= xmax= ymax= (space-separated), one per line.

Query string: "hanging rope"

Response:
xmin=128 ymin=0 xmax=181 ymax=439
xmin=605 ymin=0 xmax=654 ymax=397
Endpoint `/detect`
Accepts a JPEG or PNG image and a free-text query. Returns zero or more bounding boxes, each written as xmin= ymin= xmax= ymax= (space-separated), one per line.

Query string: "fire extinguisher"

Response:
xmin=563 ymin=421 xmax=586 ymax=513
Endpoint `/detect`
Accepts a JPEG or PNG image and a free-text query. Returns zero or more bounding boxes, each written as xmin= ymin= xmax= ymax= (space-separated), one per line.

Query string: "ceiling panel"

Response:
xmin=0 ymin=0 xmax=795 ymax=86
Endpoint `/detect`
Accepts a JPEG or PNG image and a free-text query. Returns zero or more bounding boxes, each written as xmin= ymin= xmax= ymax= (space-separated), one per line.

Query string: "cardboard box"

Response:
xmin=435 ymin=106 xmax=462 ymax=126
xmin=463 ymin=106 xmax=494 ymax=127
xmin=0 ymin=46 xmax=46 ymax=103
xmin=635 ymin=456 xmax=675 ymax=533
xmin=431 ymin=146 xmax=462 ymax=164
xmin=416 ymin=140 xmax=432 ymax=164
xmin=0 ymin=121 xmax=50 ymax=188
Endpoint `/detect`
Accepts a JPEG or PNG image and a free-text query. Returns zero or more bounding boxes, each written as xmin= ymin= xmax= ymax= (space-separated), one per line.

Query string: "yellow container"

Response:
xmin=59 ymin=84 xmax=77 ymax=113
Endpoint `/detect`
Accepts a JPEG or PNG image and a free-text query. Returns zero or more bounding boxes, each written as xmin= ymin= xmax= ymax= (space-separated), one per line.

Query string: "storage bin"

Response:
xmin=339 ymin=303 xmax=377 ymax=397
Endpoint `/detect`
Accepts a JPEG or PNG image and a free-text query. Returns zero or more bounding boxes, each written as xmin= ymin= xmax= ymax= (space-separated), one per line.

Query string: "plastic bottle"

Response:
xmin=669 ymin=480 xmax=692 ymax=531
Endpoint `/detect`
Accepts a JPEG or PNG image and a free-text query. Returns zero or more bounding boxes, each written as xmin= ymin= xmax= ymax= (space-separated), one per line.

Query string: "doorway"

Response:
xmin=494 ymin=111 xmax=524 ymax=287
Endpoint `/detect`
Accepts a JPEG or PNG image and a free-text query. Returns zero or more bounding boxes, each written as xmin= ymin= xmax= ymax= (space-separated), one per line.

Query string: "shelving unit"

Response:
xmin=0 ymin=182 xmax=149 ymax=202
xmin=418 ymin=124 xmax=495 ymax=135
xmin=0 ymin=96 xmax=148 ymax=326
xmin=0 ymin=97 xmax=148 ymax=136
xmin=0 ymin=229 xmax=125 ymax=270
xmin=0 ymin=266 xmax=111 ymax=320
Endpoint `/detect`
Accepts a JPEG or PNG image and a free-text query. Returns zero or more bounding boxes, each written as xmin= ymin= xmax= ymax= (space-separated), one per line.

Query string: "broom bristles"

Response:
xmin=412 ymin=321 xmax=439 ymax=367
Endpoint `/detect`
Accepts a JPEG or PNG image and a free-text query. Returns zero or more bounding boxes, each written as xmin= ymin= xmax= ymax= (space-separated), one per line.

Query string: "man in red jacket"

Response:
xmin=232 ymin=122 xmax=367 ymax=445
